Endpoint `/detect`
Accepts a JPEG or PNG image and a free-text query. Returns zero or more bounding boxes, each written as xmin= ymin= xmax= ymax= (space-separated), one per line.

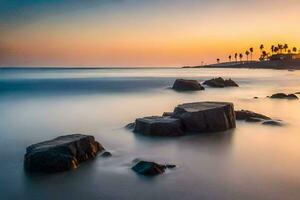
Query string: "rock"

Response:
xmin=203 ymin=77 xmax=238 ymax=88
xmin=172 ymin=102 xmax=236 ymax=132
xmin=172 ymin=79 xmax=204 ymax=91
xmin=262 ymin=120 xmax=283 ymax=126
xmin=101 ymin=151 xmax=112 ymax=157
xmin=24 ymin=134 xmax=104 ymax=173
xmin=254 ymin=97 xmax=258 ymax=99
xmin=125 ymin=122 xmax=135 ymax=129
xmin=162 ymin=112 xmax=173 ymax=117
xmin=131 ymin=160 xmax=176 ymax=176
xmin=235 ymin=110 xmax=271 ymax=121
xmin=245 ymin=117 xmax=264 ymax=122
xmin=270 ymin=93 xmax=298 ymax=99
xmin=134 ymin=116 xmax=184 ymax=136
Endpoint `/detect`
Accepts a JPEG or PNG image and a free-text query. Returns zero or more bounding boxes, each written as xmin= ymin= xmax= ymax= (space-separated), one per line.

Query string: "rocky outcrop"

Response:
xmin=262 ymin=120 xmax=283 ymax=126
xmin=132 ymin=102 xmax=236 ymax=136
xmin=172 ymin=102 xmax=236 ymax=132
xmin=24 ymin=134 xmax=104 ymax=173
xmin=172 ymin=79 xmax=204 ymax=91
xmin=235 ymin=110 xmax=271 ymax=121
xmin=134 ymin=116 xmax=184 ymax=136
xmin=203 ymin=77 xmax=239 ymax=88
xmin=270 ymin=93 xmax=298 ymax=99
xmin=131 ymin=160 xmax=176 ymax=176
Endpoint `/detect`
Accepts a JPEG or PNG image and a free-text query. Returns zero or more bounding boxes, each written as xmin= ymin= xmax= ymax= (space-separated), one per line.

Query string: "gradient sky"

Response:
xmin=1 ymin=0 xmax=300 ymax=67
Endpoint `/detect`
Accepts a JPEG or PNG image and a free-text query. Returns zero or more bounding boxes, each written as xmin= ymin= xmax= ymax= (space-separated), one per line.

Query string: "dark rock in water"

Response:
xmin=172 ymin=79 xmax=204 ymax=91
xmin=245 ymin=117 xmax=264 ymax=122
xmin=134 ymin=116 xmax=184 ymax=136
xmin=172 ymin=102 xmax=236 ymax=132
xmin=235 ymin=110 xmax=271 ymax=121
xmin=262 ymin=120 xmax=283 ymax=126
xmin=162 ymin=112 xmax=173 ymax=117
xmin=203 ymin=77 xmax=239 ymax=88
xmin=24 ymin=134 xmax=104 ymax=173
xmin=131 ymin=160 xmax=176 ymax=176
xmin=125 ymin=122 xmax=135 ymax=129
xmin=254 ymin=97 xmax=258 ymax=99
xmin=270 ymin=93 xmax=298 ymax=99
xmin=101 ymin=151 xmax=112 ymax=157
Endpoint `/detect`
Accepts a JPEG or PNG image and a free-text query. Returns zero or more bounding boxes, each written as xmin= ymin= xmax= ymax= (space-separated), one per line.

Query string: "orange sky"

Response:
xmin=1 ymin=0 xmax=300 ymax=67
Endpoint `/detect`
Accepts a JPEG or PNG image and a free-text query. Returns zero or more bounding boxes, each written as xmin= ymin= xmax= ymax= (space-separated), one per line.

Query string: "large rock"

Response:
xmin=131 ymin=160 xmax=176 ymax=176
xmin=24 ymin=134 xmax=104 ymax=173
xmin=172 ymin=79 xmax=204 ymax=91
xmin=134 ymin=116 xmax=184 ymax=136
xmin=172 ymin=102 xmax=236 ymax=132
xmin=235 ymin=110 xmax=271 ymax=121
xmin=270 ymin=93 xmax=298 ymax=99
xmin=203 ymin=77 xmax=239 ymax=88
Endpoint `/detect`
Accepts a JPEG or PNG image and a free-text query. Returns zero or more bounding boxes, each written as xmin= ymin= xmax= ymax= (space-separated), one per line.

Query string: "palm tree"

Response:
xmin=292 ymin=47 xmax=297 ymax=53
xmin=245 ymin=50 xmax=250 ymax=62
xmin=288 ymin=49 xmax=291 ymax=54
xmin=271 ymin=45 xmax=275 ymax=55
xmin=217 ymin=58 xmax=220 ymax=63
xmin=262 ymin=51 xmax=268 ymax=60
xmin=278 ymin=44 xmax=283 ymax=53
xmin=239 ymin=53 xmax=243 ymax=62
xmin=234 ymin=53 xmax=238 ymax=62
xmin=283 ymin=44 xmax=288 ymax=53
xmin=228 ymin=55 xmax=232 ymax=62
xmin=274 ymin=47 xmax=279 ymax=54
xmin=260 ymin=44 xmax=264 ymax=54
xmin=249 ymin=47 xmax=254 ymax=61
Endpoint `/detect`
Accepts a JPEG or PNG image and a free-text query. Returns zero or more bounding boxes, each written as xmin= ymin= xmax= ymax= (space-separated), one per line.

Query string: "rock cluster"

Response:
xmin=132 ymin=102 xmax=236 ymax=136
xmin=172 ymin=79 xmax=204 ymax=91
xmin=24 ymin=134 xmax=104 ymax=173
xmin=235 ymin=110 xmax=283 ymax=126
xmin=203 ymin=77 xmax=239 ymax=88
xmin=269 ymin=93 xmax=298 ymax=99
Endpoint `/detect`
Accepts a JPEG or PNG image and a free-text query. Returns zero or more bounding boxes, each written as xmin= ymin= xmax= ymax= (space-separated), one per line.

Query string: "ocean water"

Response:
xmin=1 ymin=68 xmax=300 ymax=200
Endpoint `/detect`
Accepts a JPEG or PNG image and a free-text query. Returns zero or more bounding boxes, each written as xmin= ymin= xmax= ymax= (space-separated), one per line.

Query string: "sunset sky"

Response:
xmin=1 ymin=0 xmax=300 ymax=67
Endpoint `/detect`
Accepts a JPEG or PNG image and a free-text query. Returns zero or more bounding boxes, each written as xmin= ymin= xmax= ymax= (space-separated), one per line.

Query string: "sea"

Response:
xmin=1 ymin=67 xmax=300 ymax=200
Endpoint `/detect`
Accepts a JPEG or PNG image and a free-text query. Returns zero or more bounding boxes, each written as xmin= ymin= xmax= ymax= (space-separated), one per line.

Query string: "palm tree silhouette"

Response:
xmin=283 ymin=44 xmax=288 ymax=53
xmin=278 ymin=44 xmax=283 ymax=53
xmin=239 ymin=53 xmax=243 ymax=62
xmin=260 ymin=44 xmax=264 ymax=54
xmin=274 ymin=47 xmax=279 ymax=54
xmin=245 ymin=50 xmax=250 ymax=62
xmin=249 ymin=47 xmax=253 ymax=61
xmin=217 ymin=58 xmax=220 ymax=63
xmin=262 ymin=51 xmax=268 ymax=60
xmin=234 ymin=53 xmax=238 ymax=62
xmin=228 ymin=55 xmax=232 ymax=62
xmin=271 ymin=45 xmax=274 ymax=55
xmin=292 ymin=47 xmax=297 ymax=53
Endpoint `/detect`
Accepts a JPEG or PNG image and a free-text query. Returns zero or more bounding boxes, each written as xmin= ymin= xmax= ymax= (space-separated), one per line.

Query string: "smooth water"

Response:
xmin=1 ymin=68 xmax=300 ymax=200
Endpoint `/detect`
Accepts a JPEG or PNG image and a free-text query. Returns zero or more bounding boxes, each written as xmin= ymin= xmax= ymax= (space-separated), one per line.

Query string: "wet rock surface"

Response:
xmin=270 ymin=93 xmax=298 ymax=99
xmin=172 ymin=79 xmax=204 ymax=91
xmin=203 ymin=77 xmax=239 ymax=88
xmin=24 ymin=134 xmax=104 ymax=173
xmin=132 ymin=160 xmax=176 ymax=176
xmin=235 ymin=110 xmax=271 ymax=121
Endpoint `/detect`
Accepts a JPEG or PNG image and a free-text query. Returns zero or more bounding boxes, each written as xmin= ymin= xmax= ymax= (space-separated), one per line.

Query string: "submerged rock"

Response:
xmin=101 ymin=151 xmax=112 ymax=157
xmin=262 ymin=120 xmax=283 ymax=126
xmin=203 ymin=77 xmax=239 ymax=88
xmin=131 ymin=160 xmax=176 ymax=176
xmin=245 ymin=117 xmax=264 ymax=122
xmin=270 ymin=93 xmax=298 ymax=99
xmin=134 ymin=116 xmax=184 ymax=136
xmin=172 ymin=102 xmax=236 ymax=132
xmin=24 ymin=134 xmax=104 ymax=173
xmin=125 ymin=122 xmax=135 ymax=129
xmin=172 ymin=79 xmax=204 ymax=91
xmin=235 ymin=110 xmax=271 ymax=121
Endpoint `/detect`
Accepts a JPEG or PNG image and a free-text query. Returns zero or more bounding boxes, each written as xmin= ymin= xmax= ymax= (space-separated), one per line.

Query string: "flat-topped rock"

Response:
xmin=235 ymin=110 xmax=271 ymax=121
xmin=134 ymin=116 xmax=184 ymax=136
xmin=172 ymin=79 xmax=204 ymax=91
xmin=24 ymin=134 xmax=104 ymax=173
xmin=172 ymin=102 xmax=236 ymax=132
xmin=203 ymin=77 xmax=239 ymax=88
xmin=270 ymin=93 xmax=298 ymax=99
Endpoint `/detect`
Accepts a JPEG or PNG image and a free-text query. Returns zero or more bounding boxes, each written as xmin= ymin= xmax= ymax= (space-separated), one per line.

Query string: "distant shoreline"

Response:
xmin=184 ymin=59 xmax=300 ymax=70
xmin=0 ymin=66 xmax=180 ymax=70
